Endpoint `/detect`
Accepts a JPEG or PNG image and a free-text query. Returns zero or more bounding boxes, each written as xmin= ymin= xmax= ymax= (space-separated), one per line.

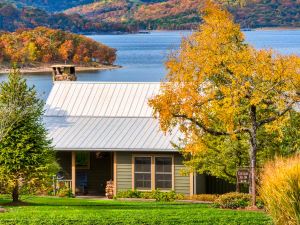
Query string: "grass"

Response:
xmin=0 ymin=195 xmax=272 ymax=225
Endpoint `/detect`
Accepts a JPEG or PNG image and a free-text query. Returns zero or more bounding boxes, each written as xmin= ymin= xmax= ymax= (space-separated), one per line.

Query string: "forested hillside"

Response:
xmin=65 ymin=0 xmax=300 ymax=29
xmin=0 ymin=0 xmax=299 ymax=32
xmin=229 ymin=0 xmax=300 ymax=28
xmin=0 ymin=0 xmax=166 ymax=12
xmin=0 ymin=0 xmax=96 ymax=12
xmin=0 ymin=27 xmax=116 ymax=66
xmin=0 ymin=3 xmax=132 ymax=32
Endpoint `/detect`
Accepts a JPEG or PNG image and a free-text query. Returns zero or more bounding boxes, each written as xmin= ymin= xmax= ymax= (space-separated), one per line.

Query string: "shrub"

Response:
xmin=190 ymin=194 xmax=218 ymax=202
xmin=259 ymin=155 xmax=300 ymax=225
xmin=214 ymin=192 xmax=251 ymax=209
xmin=115 ymin=190 xmax=142 ymax=199
xmin=116 ymin=189 xmax=184 ymax=202
xmin=57 ymin=187 xmax=73 ymax=198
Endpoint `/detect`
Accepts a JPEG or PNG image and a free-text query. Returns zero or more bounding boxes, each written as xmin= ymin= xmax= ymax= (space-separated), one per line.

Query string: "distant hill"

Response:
xmin=0 ymin=0 xmax=96 ymax=12
xmin=65 ymin=0 xmax=201 ymax=30
xmin=65 ymin=0 xmax=300 ymax=29
xmin=0 ymin=0 xmax=167 ymax=12
xmin=0 ymin=0 xmax=299 ymax=32
xmin=229 ymin=0 xmax=300 ymax=28
xmin=0 ymin=3 xmax=132 ymax=32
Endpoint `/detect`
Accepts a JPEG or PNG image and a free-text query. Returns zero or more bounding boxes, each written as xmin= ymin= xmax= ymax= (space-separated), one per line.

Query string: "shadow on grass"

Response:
xmin=0 ymin=197 xmax=197 ymax=210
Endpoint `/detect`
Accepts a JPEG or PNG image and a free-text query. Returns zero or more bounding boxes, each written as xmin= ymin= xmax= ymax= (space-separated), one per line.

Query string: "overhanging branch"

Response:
xmin=172 ymin=114 xmax=251 ymax=136
xmin=257 ymin=102 xmax=296 ymax=127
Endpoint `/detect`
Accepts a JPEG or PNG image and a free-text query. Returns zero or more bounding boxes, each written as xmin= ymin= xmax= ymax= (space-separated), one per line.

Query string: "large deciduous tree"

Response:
xmin=149 ymin=2 xmax=300 ymax=206
xmin=0 ymin=67 xmax=59 ymax=203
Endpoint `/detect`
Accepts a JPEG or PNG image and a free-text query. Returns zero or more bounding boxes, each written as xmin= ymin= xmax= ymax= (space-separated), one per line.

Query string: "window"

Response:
xmin=134 ymin=157 xmax=151 ymax=189
xmin=155 ymin=157 xmax=172 ymax=189
xmin=133 ymin=155 xmax=173 ymax=190
xmin=76 ymin=152 xmax=90 ymax=169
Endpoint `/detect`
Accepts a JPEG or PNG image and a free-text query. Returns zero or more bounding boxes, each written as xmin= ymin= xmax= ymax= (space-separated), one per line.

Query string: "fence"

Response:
xmin=52 ymin=176 xmax=72 ymax=196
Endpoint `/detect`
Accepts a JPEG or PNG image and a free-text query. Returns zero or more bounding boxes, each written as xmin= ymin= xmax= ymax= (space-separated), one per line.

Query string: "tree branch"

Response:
xmin=172 ymin=114 xmax=251 ymax=136
xmin=257 ymin=102 xmax=295 ymax=127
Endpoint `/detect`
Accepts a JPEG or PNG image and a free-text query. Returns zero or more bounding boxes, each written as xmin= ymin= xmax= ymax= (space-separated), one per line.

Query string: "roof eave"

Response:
xmin=53 ymin=148 xmax=178 ymax=152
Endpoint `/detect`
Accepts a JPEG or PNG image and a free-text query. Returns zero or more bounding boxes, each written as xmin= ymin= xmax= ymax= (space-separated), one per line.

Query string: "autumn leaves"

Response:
xmin=0 ymin=27 xmax=116 ymax=66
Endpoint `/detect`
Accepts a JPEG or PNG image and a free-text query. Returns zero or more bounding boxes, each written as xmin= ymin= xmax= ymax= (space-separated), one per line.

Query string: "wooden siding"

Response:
xmin=115 ymin=152 xmax=190 ymax=195
xmin=174 ymin=154 xmax=190 ymax=195
xmin=116 ymin=152 xmax=132 ymax=191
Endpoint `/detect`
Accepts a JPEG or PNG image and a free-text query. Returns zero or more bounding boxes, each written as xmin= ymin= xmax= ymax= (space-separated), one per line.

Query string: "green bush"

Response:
xmin=115 ymin=190 xmax=142 ymax=199
xmin=214 ymin=192 xmax=251 ymax=209
xmin=116 ymin=189 xmax=184 ymax=202
xmin=57 ymin=187 xmax=73 ymax=198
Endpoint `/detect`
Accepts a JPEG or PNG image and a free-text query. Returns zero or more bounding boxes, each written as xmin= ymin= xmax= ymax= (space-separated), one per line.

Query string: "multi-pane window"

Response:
xmin=155 ymin=157 xmax=172 ymax=189
xmin=134 ymin=156 xmax=173 ymax=190
xmin=134 ymin=157 xmax=151 ymax=189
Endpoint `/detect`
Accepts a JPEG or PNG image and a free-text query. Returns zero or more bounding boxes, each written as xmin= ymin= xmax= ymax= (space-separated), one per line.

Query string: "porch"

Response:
xmin=56 ymin=151 xmax=113 ymax=196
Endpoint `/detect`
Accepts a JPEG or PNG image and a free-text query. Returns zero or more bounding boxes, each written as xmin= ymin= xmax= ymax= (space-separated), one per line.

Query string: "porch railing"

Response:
xmin=52 ymin=175 xmax=72 ymax=196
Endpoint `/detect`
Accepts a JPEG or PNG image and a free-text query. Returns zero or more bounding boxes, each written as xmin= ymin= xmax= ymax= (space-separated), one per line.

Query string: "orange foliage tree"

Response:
xmin=0 ymin=27 xmax=116 ymax=66
xmin=149 ymin=2 xmax=300 ymax=206
xmin=59 ymin=40 xmax=74 ymax=64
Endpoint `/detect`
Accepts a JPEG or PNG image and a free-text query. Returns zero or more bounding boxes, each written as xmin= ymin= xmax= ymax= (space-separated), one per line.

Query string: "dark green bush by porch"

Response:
xmin=115 ymin=189 xmax=184 ymax=202
xmin=214 ymin=192 xmax=264 ymax=209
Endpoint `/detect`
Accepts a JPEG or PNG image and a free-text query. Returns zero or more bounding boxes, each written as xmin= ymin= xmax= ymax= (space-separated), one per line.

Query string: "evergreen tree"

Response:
xmin=0 ymin=67 xmax=58 ymax=203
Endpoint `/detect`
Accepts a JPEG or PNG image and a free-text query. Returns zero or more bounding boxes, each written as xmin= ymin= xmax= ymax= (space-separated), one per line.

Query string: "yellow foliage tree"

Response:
xmin=149 ymin=1 xmax=300 ymax=206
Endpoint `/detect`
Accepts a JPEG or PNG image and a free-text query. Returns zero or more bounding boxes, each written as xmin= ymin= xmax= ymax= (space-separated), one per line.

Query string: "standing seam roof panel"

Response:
xmin=44 ymin=82 xmax=179 ymax=151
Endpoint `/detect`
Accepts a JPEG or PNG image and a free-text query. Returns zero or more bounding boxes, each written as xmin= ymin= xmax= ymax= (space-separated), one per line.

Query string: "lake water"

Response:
xmin=1 ymin=30 xmax=300 ymax=100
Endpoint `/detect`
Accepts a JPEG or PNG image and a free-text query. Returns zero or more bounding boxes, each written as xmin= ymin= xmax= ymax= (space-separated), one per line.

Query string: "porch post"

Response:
xmin=72 ymin=151 xmax=76 ymax=196
xmin=190 ymin=172 xmax=194 ymax=197
xmin=113 ymin=152 xmax=117 ymax=196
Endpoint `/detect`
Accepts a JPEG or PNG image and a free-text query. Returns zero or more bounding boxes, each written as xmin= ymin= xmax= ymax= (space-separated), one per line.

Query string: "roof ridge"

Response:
xmin=44 ymin=115 xmax=155 ymax=119
xmin=53 ymin=81 xmax=163 ymax=84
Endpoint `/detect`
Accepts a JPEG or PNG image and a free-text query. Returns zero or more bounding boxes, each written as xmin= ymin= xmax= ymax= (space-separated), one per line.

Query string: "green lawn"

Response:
xmin=0 ymin=196 xmax=272 ymax=225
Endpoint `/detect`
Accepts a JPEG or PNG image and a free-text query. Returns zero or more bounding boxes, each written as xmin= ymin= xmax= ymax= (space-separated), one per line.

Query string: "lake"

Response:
xmin=1 ymin=30 xmax=300 ymax=99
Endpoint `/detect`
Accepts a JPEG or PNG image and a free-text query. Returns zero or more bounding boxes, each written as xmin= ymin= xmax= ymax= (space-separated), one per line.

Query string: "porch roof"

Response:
xmin=44 ymin=82 xmax=180 ymax=152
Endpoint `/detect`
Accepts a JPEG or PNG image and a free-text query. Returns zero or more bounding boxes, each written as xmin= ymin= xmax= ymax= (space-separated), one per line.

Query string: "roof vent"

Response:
xmin=51 ymin=65 xmax=77 ymax=81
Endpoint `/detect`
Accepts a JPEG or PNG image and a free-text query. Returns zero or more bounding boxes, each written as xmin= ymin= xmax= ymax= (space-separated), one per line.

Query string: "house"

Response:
xmin=44 ymin=80 xmax=198 ymax=196
xmin=44 ymin=76 xmax=234 ymax=196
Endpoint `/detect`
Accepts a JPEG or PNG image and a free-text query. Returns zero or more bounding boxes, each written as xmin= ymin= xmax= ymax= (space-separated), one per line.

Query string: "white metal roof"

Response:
xmin=45 ymin=82 xmax=161 ymax=117
xmin=44 ymin=82 xmax=179 ymax=151
xmin=44 ymin=116 xmax=179 ymax=151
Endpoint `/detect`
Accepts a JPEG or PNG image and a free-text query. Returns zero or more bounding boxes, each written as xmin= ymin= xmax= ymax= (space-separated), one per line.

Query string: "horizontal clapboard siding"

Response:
xmin=116 ymin=152 xmax=190 ymax=195
xmin=174 ymin=154 xmax=190 ymax=195
xmin=116 ymin=152 xmax=132 ymax=191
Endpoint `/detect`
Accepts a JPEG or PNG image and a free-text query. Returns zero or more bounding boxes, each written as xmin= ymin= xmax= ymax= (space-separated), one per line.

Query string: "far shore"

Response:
xmin=254 ymin=27 xmax=300 ymax=31
xmin=0 ymin=64 xmax=121 ymax=74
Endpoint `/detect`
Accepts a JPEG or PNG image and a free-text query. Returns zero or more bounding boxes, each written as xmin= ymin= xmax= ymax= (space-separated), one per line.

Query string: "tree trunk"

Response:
xmin=236 ymin=182 xmax=240 ymax=193
xmin=249 ymin=105 xmax=257 ymax=207
xmin=12 ymin=181 xmax=19 ymax=203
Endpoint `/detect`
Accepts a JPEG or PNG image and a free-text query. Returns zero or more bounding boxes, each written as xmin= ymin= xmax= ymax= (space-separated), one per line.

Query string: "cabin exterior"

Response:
xmin=44 ymin=81 xmax=200 ymax=196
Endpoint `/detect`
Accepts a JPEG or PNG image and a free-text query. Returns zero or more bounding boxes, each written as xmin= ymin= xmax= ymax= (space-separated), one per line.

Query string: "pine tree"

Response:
xmin=0 ymin=67 xmax=59 ymax=203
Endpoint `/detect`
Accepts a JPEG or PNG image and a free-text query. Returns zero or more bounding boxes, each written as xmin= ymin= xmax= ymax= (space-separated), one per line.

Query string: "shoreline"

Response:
xmin=254 ymin=27 xmax=300 ymax=31
xmin=0 ymin=64 xmax=121 ymax=74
